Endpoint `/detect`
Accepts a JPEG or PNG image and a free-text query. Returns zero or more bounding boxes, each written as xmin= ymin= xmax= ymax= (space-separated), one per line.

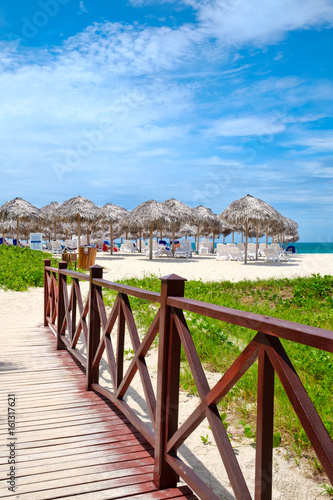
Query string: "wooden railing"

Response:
xmin=43 ymin=259 xmax=333 ymax=500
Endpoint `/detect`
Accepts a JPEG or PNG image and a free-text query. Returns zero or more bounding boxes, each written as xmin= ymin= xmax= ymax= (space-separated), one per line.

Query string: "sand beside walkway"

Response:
xmin=93 ymin=251 xmax=333 ymax=283
xmin=0 ymin=253 xmax=332 ymax=498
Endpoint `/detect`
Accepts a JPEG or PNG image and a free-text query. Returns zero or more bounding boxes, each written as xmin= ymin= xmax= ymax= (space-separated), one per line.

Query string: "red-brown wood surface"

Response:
xmin=42 ymin=261 xmax=333 ymax=499
xmin=0 ymin=325 xmax=197 ymax=500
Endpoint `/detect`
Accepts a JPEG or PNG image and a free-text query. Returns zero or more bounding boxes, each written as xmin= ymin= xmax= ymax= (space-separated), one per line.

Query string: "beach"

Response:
xmin=93 ymin=251 xmax=333 ymax=283
xmin=0 ymin=252 xmax=332 ymax=499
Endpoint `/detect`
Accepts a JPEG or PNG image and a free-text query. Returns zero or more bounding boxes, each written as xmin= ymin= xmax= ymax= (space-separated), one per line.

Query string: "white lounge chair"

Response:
xmin=263 ymin=248 xmax=291 ymax=263
xmin=216 ymin=244 xmax=230 ymax=261
xmin=199 ymin=238 xmax=212 ymax=254
xmin=139 ymin=240 xmax=146 ymax=252
xmin=258 ymin=243 xmax=268 ymax=256
xmin=175 ymin=240 xmax=192 ymax=258
xmin=247 ymin=242 xmax=257 ymax=260
xmin=228 ymin=247 xmax=244 ymax=261
xmin=158 ymin=243 xmax=172 ymax=257
xmin=51 ymin=240 xmax=62 ymax=254
xmin=123 ymin=240 xmax=137 ymax=253
xmin=146 ymin=240 xmax=160 ymax=258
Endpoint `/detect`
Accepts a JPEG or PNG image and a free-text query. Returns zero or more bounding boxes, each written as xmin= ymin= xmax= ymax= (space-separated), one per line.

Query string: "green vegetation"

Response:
xmin=2 ymin=248 xmax=332 ymax=478
xmin=0 ymin=245 xmax=57 ymax=291
xmin=103 ymin=273 xmax=333 ymax=474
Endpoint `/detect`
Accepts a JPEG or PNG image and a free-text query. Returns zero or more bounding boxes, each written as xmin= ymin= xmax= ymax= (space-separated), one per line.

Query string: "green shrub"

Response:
xmin=0 ymin=245 xmax=57 ymax=291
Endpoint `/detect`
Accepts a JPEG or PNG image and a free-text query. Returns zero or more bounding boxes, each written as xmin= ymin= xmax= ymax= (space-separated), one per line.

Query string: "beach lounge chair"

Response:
xmin=51 ymin=240 xmax=62 ymax=254
xmin=236 ymin=242 xmax=245 ymax=254
xmin=158 ymin=243 xmax=172 ymax=257
xmin=175 ymin=240 xmax=192 ymax=258
xmin=228 ymin=247 xmax=244 ymax=261
xmin=216 ymin=244 xmax=230 ymax=261
xmin=96 ymin=239 xmax=105 ymax=251
xmin=139 ymin=240 xmax=146 ymax=252
xmin=64 ymin=239 xmax=77 ymax=251
xmin=247 ymin=242 xmax=257 ymax=260
xmin=146 ymin=240 xmax=160 ymax=258
xmin=263 ymin=248 xmax=291 ymax=263
xmin=258 ymin=243 xmax=268 ymax=256
xmin=123 ymin=240 xmax=137 ymax=253
xmin=263 ymin=248 xmax=280 ymax=263
xmin=199 ymin=238 xmax=212 ymax=254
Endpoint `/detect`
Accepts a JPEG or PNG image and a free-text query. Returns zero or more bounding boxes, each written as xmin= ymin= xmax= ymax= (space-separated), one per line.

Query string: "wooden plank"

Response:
xmin=121 ymin=486 xmax=196 ymax=499
xmin=3 ymin=474 xmax=156 ymax=500
xmin=0 ymin=433 xmax=147 ymax=462
xmin=0 ymin=290 xmax=197 ymax=500
xmin=0 ymin=445 xmax=153 ymax=473
xmin=0 ymin=457 xmax=154 ymax=486
xmin=0 ymin=450 xmax=153 ymax=478
xmin=0 ymin=465 xmax=154 ymax=497
xmin=0 ymin=428 xmax=142 ymax=453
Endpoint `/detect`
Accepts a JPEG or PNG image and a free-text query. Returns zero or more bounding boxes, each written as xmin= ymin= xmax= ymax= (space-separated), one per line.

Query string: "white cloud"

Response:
xmin=79 ymin=1 xmax=88 ymax=14
xmin=286 ymin=132 xmax=333 ymax=153
xmin=129 ymin=0 xmax=177 ymax=5
xmin=187 ymin=0 xmax=333 ymax=45
xmin=208 ymin=116 xmax=285 ymax=137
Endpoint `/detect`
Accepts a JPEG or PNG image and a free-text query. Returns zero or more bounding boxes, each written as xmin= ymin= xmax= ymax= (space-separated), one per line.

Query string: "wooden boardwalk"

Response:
xmin=0 ymin=325 xmax=197 ymax=500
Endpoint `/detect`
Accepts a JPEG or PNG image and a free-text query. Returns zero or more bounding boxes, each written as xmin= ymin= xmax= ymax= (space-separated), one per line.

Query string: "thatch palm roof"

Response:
xmin=162 ymin=198 xmax=195 ymax=225
xmin=40 ymin=201 xmax=60 ymax=220
xmin=56 ymin=196 xmax=100 ymax=222
xmin=219 ymin=194 xmax=285 ymax=263
xmin=178 ymin=223 xmax=196 ymax=238
xmin=123 ymin=199 xmax=178 ymax=259
xmin=40 ymin=201 xmax=62 ymax=240
xmin=193 ymin=205 xmax=219 ymax=228
xmin=0 ymin=197 xmax=43 ymax=241
xmin=99 ymin=203 xmax=128 ymax=255
xmin=123 ymin=199 xmax=177 ymax=232
xmin=99 ymin=203 xmax=128 ymax=224
xmin=219 ymin=195 xmax=283 ymax=230
xmin=56 ymin=196 xmax=100 ymax=246
xmin=0 ymin=197 xmax=42 ymax=222
xmin=192 ymin=205 xmax=219 ymax=252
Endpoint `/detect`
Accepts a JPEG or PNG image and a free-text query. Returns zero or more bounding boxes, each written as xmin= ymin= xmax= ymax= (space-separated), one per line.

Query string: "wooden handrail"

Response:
xmin=167 ymin=296 xmax=333 ymax=352
xmin=93 ymin=277 xmax=161 ymax=303
xmin=43 ymin=259 xmax=333 ymax=500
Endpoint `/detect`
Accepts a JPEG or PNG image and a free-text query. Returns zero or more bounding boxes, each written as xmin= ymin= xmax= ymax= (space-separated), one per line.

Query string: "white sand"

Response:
xmin=93 ymin=251 xmax=333 ymax=283
xmin=0 ymin=253 xmax=332 ymax=499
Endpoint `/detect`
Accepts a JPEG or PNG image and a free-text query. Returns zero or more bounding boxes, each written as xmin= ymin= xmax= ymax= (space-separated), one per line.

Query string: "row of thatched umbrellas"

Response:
xmin=0 ymin=195 xmax=299 ymax=262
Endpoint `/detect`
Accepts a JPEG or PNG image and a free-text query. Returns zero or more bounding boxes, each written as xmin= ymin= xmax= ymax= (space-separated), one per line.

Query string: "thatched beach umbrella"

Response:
xmin=99 ymin=203 xmax=128 ymax=254
xmin=178 ymin=223 xmax=196 ymax=239
xmin=193 ymin=205 xmax=219 ymax=253
xmin=40 ymin=201 xmax=61 ymax=241
xmin=219 ymin=194 xmax=284 ymax=263
xmin=163 ymin=198 xmax=194 ymax=255
xmin=0 ymin=197 xmax=43 ymax=243
xmin=122 ymin=199 xmax=177 ymax=259
xmin=56 ymin=196 xmax=100 ymax=247
xmin=0 ymin=220 xmax=17 ymax=240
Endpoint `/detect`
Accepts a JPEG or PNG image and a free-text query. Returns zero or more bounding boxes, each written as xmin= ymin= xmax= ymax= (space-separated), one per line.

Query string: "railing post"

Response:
xmin=87 ymin=265 xmax=103 ymax=390
xmin=154 ymin=273 xmax=186 ymax=490
xmin=255 ymin=344 xmax=275 ymax=500
xmin=57 ymin=261 xmax=67 ymax=350
xmin=43 ymin=259 xmax=51 ymax=327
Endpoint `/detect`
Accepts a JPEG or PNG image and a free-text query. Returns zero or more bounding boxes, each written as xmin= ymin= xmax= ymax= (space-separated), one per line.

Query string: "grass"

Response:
xmin=2 ymin=249 xmax=332 ymax=480
xmin=0 ymin=245 xmax=58 ymax=291
xmin=103 ymin=273 xmax=333 ymax=476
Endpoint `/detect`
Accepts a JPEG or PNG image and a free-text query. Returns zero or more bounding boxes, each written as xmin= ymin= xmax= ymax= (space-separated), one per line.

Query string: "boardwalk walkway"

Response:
xmin=0 ymin=325 xmax=197 ymax=500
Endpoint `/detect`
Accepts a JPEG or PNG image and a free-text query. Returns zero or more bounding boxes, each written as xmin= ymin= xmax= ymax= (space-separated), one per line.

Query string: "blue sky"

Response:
xmin=0 ymin=0 xmax=333 ymax=241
